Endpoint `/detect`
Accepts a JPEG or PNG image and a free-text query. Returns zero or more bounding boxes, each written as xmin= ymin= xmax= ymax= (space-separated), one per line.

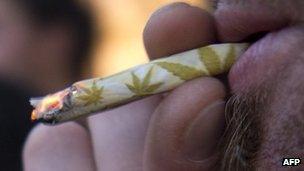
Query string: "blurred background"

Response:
xmin=91 ymin=0 xmax=209 ymax=76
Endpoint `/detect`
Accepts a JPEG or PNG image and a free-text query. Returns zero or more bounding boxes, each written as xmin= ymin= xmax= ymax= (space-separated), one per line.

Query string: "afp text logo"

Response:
xmin=282 ymin=158 xmax=301 ymax=167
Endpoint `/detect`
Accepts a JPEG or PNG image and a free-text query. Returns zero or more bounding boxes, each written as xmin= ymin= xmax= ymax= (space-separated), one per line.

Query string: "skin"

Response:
xmin=0 ymin=1 xmax=75 ymax=94
xmin=23 ymin=0 xmax=304 ymax=170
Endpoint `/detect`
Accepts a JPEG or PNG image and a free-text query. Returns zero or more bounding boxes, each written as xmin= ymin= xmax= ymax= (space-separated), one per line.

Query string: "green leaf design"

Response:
xmin=156 ymin=62 xmax=204 ymax=80
xmin=198 ymin=46 xmax=222 ymax=75
xmin=224 ymin=45 xmax=236 ymax=71
xmin=126 ymin=84 xmax=138 ymax=94
xmin=125 ymin=67 xmax=163 ymax=96
xmin=76 ymin=82 xmax=103 ymax=106
xmin=131 ymin=72 xmax=141 ymax=89
xmin=145 ymin=82 xmax=163 ymax=93
xmin=81 ymin=86 xmax=92 ymax=94
xmin=142 ymin=67 xmax=153 ymax=88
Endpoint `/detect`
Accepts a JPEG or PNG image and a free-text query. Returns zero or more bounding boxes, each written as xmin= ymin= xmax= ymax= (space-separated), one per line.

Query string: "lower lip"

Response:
xmin=228 ymin=34 xmax=274 ymax=92
xmin=228 ymin=28 xmax=293 ymax=93
xmin=228 ymin=49 xmax=255 ymax=92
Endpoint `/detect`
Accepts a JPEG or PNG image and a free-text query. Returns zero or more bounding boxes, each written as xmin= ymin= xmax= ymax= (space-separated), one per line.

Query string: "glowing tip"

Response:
xmin=31 ymin=110 xmax=38 ymax=121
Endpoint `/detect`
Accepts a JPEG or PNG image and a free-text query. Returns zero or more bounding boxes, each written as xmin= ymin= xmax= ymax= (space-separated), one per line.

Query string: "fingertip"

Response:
xmin=23 ymin=122 xmax=95 ymax=171
xmin=23 ymin=122 xmax=89 ymax=150
xmin=144 ymin=77 xmax=226 ymax=170
xmin=157 ymin=77 xmax=226 ymax=118
xmin=143 ymin=2 xmax=216 ymax=59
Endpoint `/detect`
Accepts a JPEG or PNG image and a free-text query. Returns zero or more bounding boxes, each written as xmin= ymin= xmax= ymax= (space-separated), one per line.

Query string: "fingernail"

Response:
xmin=183 ymin=100 xmax=225 ymax=161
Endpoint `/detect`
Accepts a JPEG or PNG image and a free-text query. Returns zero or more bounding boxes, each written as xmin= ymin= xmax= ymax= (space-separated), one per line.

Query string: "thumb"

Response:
xmin=144 ymin=77 xmax=226 ymax=171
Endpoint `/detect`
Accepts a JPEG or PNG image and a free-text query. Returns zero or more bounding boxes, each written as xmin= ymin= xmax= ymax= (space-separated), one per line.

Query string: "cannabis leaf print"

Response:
xmin=76 ymin=82 xmax=104 ymax=106
xmin=156 ymin=62 xmax=205 ymax=80
xmin=125 ymin=67 xmax=163 ymax=96
xmin=224 ymin=45 xmax=236 ymax=71
xmin=156 ymin=45 xmax=237 ymax=80
xmin=198 ymin=46 xmax=222 ymax=75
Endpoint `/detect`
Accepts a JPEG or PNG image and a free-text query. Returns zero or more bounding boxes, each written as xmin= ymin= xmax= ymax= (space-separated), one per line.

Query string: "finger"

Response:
xmin=88 ymin=96 xmax=161 ymax=171
xmin=144 ymin=77 xmax=226 ymax=171
xmin=214 ymin=0 xmax=304 ymax=42
xmin=23 ymin=123 xmax=95 ymax=171
xmin=144 ymin=2 xmax=216 ymax=59
xmin=143 ymin=2 xmax=225 ymax=171
xmin=88 ymin=2 xmax=217 ymax=171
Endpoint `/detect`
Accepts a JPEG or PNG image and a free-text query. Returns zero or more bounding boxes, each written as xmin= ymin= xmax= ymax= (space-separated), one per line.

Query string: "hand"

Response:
xmin=23 ymin=0 xmax=304 ymax=170
xmin=23 ymin=3 xmax=225 ymax=171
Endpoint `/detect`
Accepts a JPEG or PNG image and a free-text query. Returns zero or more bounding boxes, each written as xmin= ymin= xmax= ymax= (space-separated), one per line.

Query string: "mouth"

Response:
xmin=227 ymin=29 xmax=290 ymax=93
xmin=216 ymin=32 xmax=267 ymax=92
xmin=213 ymin=1 xmax=298 ymax=93
xmin=227 ymin=25 xmax=303 ymax=94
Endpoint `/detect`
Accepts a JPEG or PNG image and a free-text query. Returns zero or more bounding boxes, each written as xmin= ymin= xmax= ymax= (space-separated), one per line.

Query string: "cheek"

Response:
xmin=256 ymin=56 xmax=304 ymax=168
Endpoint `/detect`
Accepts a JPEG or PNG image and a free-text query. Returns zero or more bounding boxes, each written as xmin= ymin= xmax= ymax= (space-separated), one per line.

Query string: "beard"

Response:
xmin=220 ymin=55 xmax=304 ymax=170
xmin=220 ymin=89 xmax=266 ymax=171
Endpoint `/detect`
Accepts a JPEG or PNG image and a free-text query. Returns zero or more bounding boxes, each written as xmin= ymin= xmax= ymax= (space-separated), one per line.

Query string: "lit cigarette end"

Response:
xmin=31 ymin=110 xmax=38 ymax=121
xmin=30 ymin=97 xmax=43 ymax=108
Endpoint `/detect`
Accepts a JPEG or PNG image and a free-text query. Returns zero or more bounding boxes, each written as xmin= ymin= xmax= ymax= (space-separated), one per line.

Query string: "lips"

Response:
xmin=227 ymin=26 xmax=303 ymax=93
xmin=227 ymin=37 xmax=268 ymax=92
xmin=213 ymin=1 xmax=298 ymax=92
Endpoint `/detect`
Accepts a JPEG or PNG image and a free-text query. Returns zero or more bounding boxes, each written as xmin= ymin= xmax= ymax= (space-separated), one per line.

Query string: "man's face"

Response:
xmin=216 ymin=0 xmax=304 ymax=169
